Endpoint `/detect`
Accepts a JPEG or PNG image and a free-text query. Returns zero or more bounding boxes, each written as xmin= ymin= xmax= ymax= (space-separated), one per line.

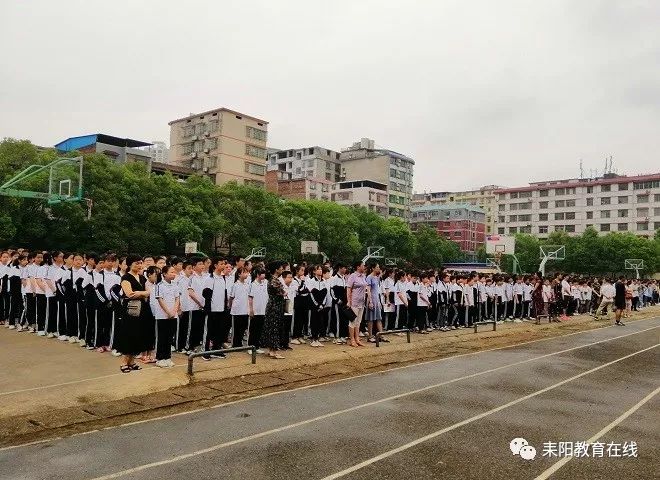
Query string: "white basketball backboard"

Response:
xmin=540 ymin=245 xmax=566 ymax=260
xmin=486 ymin=235 xmax=516 ymax=255
xmin=624 ymin=259 xmax=644 ymax=270
xmin=300 ymin=240 xmax=319 ymax=255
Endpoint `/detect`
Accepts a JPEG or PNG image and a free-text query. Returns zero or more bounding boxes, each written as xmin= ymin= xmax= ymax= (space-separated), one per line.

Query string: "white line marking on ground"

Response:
xmin=2 ymin=317 xmax=654 ymax=397
xmin=81 ymin=332 xmax=659 ymax=480
xmin=320 ymin=344 xmax=659 ymax=480
xmin=534 ymin=384 xmax=660 ymax=480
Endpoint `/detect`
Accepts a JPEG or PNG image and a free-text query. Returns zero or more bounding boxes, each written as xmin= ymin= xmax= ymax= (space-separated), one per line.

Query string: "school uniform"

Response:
xmin=329 ymin=274 xmax=348 ymax=338
xmin=0 ymin=261 xmax=9 ymax=323
xmin=522 ymin=283 xmax=533 ymax=318
xmin=229 ymin=279 xmax=250 ymax=348
xmin=436 ymin=280 xmax=450 ymax=329
xmin=153 ymin=279 xmax=180 ymax=361
xmin=464 ymin=284 xmax=476 ymax=327
xmin=504 ymin=281 xmax=514 ymax=319
xmin=43 ymin=264 xmax=59 ymax=335
xmin=73 ymin=267 xmax=90 ymax=342
xmin=477 ymin=281 xmax=487 ymax=321
xmin=380 ymin=277 xmax=395 ymax=331
xmin=248 ymin=279 xmax=268 ymax=349
xmin=512 ymin=282 xmax=524 ymax=319
xmin=53 ymin=265 xmax=68 ymax=337
xmin=281 ymin=281 xmax=296 ymax=347
xmin=493 ymin=284 xmax=505 ymax=321
xmin=8 ymin=264 xmax=23 ymax=327
xmin=307 ymin=276 xmax=327 ymax=341
xmin=177 ymin=273 xmax=194 ymax=352
xmin=416 ymin=284 xmax=430 ymax=331
xmin=199 ymin=273 xmax=227 ymax=352
xmin=394 ymin=281 xmax=408 ymax=330
xmin=292 ymin=276 xmax=311 ymax=339
xmin=84 ymin=269 xmax=103 ymax=348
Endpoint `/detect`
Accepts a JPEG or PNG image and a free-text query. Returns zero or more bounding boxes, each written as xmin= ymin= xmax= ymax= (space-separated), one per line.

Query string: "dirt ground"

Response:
xmin=1 ymin=307 xmax=658 ymax=447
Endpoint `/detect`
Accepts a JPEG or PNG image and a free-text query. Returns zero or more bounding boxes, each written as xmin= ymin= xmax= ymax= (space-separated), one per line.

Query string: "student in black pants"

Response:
xmin=291 ymin=266 xmax=310 ymax=345
xmin=248 ymin=268 xmax=268 ymax=352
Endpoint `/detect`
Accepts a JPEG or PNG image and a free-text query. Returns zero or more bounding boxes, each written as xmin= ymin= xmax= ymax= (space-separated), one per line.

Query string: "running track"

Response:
xmin=2 ymin=317 xmax=659 ymax=480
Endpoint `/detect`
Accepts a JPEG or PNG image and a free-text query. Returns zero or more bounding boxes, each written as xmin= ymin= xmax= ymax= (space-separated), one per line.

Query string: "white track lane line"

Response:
xmin=320 ymin=343 xmax=659 ymax=480
xmin=80 ymin=332 xmax=659 ymax=480
xmin=534 ymin=385 xmax=660 ymax=480
xmin=1 ymin=316 xmax=655 ymax=397
xmin=0 ymin=321 xmax=657 ymax=455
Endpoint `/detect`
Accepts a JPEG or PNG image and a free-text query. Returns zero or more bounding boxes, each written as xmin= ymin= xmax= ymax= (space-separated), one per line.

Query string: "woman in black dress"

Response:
xmin=260 ymin=261 xmax=286 ymax=359
xmin=119 ymin=255 xmax=150 ymax=372
xmin=531 ymin=272 xmax=544 ymax=323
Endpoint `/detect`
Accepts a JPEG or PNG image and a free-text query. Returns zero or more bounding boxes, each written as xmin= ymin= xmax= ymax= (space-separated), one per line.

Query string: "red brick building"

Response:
xmin=410 ymin=203 xmax=486 ymax=260
xmin=265 ymin=170 xmax=333 ymax=201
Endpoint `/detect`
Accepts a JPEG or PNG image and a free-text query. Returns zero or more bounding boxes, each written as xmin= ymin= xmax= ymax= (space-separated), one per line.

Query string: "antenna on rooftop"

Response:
xmin=579 ymin=159 xmax=583 ymax=179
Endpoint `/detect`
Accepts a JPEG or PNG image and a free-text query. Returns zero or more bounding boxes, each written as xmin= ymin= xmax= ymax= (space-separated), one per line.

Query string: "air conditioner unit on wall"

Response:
xmin=203 ymin=167 xmax=209 ymax=173
xmin=191 ymin=152 xmax=198 ymax=158
xmin=191 ymin=135 xmax=198 ymax=141
xmin=204 ymin=148 xmax=210 ymax=153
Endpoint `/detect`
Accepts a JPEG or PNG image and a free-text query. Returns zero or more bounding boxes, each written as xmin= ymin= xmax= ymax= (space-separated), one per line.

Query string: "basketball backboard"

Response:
xmin=624 ymin=259 xmax=644 ymax=270
xmin=539 ymin=245 xmax=566 ymax=260
xmin=301 ymin=240 xmax=319 ymax=255
xmin=486 ymin=235 xmax=515 ymax=255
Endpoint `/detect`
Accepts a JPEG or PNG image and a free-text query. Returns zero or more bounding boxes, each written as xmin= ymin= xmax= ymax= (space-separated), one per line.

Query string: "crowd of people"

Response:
xmin=0 ymin=248 xmax=658 ymax=373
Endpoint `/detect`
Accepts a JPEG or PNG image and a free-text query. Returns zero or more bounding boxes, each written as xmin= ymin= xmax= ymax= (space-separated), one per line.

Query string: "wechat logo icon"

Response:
xmin=510 ymin=437 xmax=537 ymax=461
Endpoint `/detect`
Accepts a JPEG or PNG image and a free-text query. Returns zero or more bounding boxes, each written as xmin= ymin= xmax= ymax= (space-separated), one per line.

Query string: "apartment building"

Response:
xmin=339 ymin=138 xmax=414 ymax=219
xmin=265 ymin=170 xmax=332 ymax=201
xmin=410 ymin=203 xmax=486 ymax=259
xmin=168 ymin=107 xmax=268 ymax=187
xmin=494 ymin=173 xmax=660 ymax=237
xmin=331 ymin=180 xmax=389 ymax=217
xmin=267 ymin=146 xmax=341 ymax=182
xmin=145 ymin=141 xmax=169 ymax=164
xmin=55 ymin=134 xmax=153 ymax=163
xmin=412 ymin=185 xmax=501 ymax=235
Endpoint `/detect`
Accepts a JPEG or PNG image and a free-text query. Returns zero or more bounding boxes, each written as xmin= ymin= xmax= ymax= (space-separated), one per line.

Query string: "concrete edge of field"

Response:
xmin=1 ymin=308 xmax=658 ymax=448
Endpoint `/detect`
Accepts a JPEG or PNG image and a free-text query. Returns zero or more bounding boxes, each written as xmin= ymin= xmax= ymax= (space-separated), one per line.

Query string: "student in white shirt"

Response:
xmin=8 ymin=255 xmax=27 ymax=329
xmin=24 ymin=251 xmax=41 ymax=332
xmin=393 ymin=270 xmax=409 ymax=331
xmin=101 ymin=254 xmax=121 ymax=354
xmin=176 ymin=260 xmax=195 ymax=353
xmin=416 ymin=273 xmax=431 ymax=333
xmin=188 ymin=257 xmax=210 ymax=353
xmin=512 ymin=277 xmax=524 ymax=319
xmin=522 ymin=278 xmax=533 ymax=319
xmin=199 ymin=257 xmax=228 ymax=359
xmin=154 ymin=265 xmax=180 ymax=368
xmin=381 ymin=269 xmax=396 ymax=331
xmin=248 ymin=268 xmax=268 ymax=353
xmin=0 ymin=251 xmax=10 ymax=326
xmin=229 ymin=267 xmax=251 ymax=348
xmin=280 ymin=270 xmax=295 ymax=349
xmin=329 ymin=264 xmax=348 ymax=343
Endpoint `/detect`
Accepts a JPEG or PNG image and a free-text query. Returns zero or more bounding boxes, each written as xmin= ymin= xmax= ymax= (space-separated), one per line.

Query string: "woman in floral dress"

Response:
xmin=260 ymin=261 xmax=287 ymax=359
xmin=532 ymin=272 xmax=545 ymax=322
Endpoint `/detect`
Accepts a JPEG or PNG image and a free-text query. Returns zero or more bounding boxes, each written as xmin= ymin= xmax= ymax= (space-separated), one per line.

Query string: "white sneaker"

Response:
xmin=8 ymin=325 xmax=15 ymax=330
xmin=58 ymin=335 xmax=68 ymax=341
xmin=111 ymin=349 xmax=121 ymax=357
xmin=170 ymin=345 xmax=176 ymax=352
xmin=156 ymin=359 xmax=171 ymax=368
xmin=255 ymin=348 xmax=265 ymax=354
xmin=37 ymin=331 xmax=46 ymax=336
xmin=290 ymin=338 xmax=301 ymax=345
xmin=16 ymin=325 xmax=24 ymax=332
xmin=166 ymin=359 xmax=175 ymax=367
xmin=47 ymin=333 xmax=55 ymax=338
xmin=310 ymin=340 xmax=321 ymax=347
xmin=79 ymin=340 xmax=86 ymax=347
xmin=358 ymin=332 xmax=366 ymax=337
xmin=513 ymin=319 xmax=523 ymax=323
xmin=29 ymin=326 xmax=36 ymax=333
xmin=68 ymin=336 xmax=78 ymax=343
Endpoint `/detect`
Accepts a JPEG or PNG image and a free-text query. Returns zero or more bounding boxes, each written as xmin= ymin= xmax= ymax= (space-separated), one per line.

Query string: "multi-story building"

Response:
xmin=410 ymin=203 xmax=486 ymax=259
xmin=267 ymin=146 xmax=341 ymax=182
xmin=265 ymin=170 xmax=333 ymax=201
xmin=331 ymin=180 xmax=389 ymax=217
xmin=339 ymin=138 xmax=414 ymax=219
xmin=55 ymin=134 xmax=153 ymax=163
xmin=168 ymin=107 xmax=268 ymax=187
xmin=145 ymin=141 xmax=169 ymax=164
xmin=494 ymin=173 xmax=660 ymax=238
xmin=412 ymin=185 xmax=501 ymax=235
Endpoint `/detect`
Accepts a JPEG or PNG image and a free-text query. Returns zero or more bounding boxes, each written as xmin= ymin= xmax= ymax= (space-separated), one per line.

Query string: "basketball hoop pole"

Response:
xmin=362 ymin=246 xmax=384 ymax=264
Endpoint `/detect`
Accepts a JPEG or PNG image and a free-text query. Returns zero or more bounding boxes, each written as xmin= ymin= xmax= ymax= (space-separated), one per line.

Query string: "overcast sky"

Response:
xmin=1 ymin=0 xmax=659 ymax=191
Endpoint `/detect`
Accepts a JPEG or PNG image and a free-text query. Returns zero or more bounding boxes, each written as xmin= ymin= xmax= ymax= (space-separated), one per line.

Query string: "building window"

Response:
xmin=565 ymin=212 xmax=576 ymax=220
xmin=555 ymin=188 xmax=565 ymax=195
xmin=519 ymin=191 xmax=532 ymax=198
xmin=183 ymin=125 xmax=194 ymax=137
xmin=194 ymin=123 xmax=205 ymax=135
xmin=555 ymin=212 xmax=565 ymax=220
xmin=539 ymin=189 xmax=549 ymax=197
xmin=325 ymin=172 xmax=332 ymax=181
xmin=538 ymin=226 xmax=548 ymax=234
xmin=244 ymin=162 xmax=266 ymax=176
xmin=600 ymin=224 xmax=610 ymax=232
xmin=655 ymin=222 xmax=660 ymax=230
xmin=244 ymin=179 xmax=264 ymax=188
xmin=587 ymin=198 xmax=594 ymax=206
xmin=555 ymin=225 xmax=565 ymax=232
xmin=565 ymin=225 xmax=575 ymax=233
xmin=601 ymin=197 xmax=611 ymax=205
xmin=655 ymin=207 xmax=660 ymax=216
xmin=208 ymin=120 xmax=219 ymax=132
xmin=566 ymin=199 xmax=576 ymax=207
xmin=509 ymin=215 xmax=517 ymax=222
xmin=586 ymin=211 xmax=593 ymax=219
xmin=520 ymin=225 xmax=532 ymax=233
xmin=498 ymin=204 xmax=506 ymax=211
xmin=633 ymin=181 xmax=660 ymax=189
xmin=205 ymin=138 xmax=217 ymax=150
xmin=555 ymin=200 xmax=565 ymax=208
xmin=601 ymin=210 xmax=610 ymax=219
xmin=245 ymin=144 xmax=267 ymax=159
xmin=636 ymin=222 xmax=649 ymax=231
xmin=654 ymin=194 xmax=660 ymax=202
xmin=618 ymin=209 xmax=628 ymax=218
xmin=518 ymin=214 xmax=531 ymax=222
xmin=539 ymin=201 xmax=548 ymax=209
xmin=586 ymin=186 xmax=593 ymax=193
xmin=509 ymin=227 xmax=518 ymax=234
xmin=182 ymin=143 xmax=193 ymax=154
xmin=637 ymin=194 xmax=649 ymax=203
xmin=618 ymin=223 xmax=628 ymax=231
xmin=510 ymin=192 xmax=519 ymax=199
xmin=601 ymin=184 xmax=611 ymax=192
xmin=498 ymin=227 xmax=505 ymax=234
xmin=498 ymin=194 xmax=506 ymax=200
xmin=205 ymin=156 xmax=217 ymax=168
xmin=193 ymin=141 xmax=204 ymax=152
xmin=539 ymin=213 xmax=548 ymax=221
xmin=618 ymin=183 xmax=628 ymax=191
xmin=636 ymin=207 xmax=649 ymax=216
xmin=618 ymin=196 xmax=628 ymax=204
xmin=246 ymin=126 xmax=267 ymax=141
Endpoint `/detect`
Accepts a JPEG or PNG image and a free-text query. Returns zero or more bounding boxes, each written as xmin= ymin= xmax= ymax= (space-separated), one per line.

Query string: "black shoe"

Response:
xmin=202 ymin=355 xmax=212 ymax=361
xmin=616 ymin=321 xmax=626 ymax=326
xmin=210 ymin=353 xmax=226 ymax=359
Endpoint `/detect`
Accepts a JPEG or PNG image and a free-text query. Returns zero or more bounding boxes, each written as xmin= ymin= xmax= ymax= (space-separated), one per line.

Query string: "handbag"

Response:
xmin=126 ymin=299 xmax=142 ymax=317
xmin=338 ymin=304 xmax=357 ymax=322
